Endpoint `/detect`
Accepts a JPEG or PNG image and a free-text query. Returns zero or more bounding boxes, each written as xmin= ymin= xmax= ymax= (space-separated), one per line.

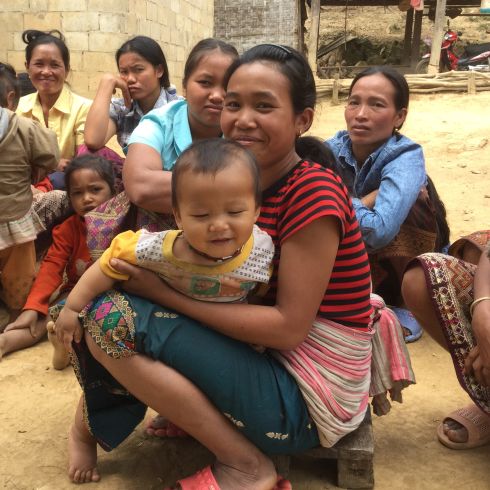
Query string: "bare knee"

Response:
xmin=401 ymin=265 xmax=428 ymax=313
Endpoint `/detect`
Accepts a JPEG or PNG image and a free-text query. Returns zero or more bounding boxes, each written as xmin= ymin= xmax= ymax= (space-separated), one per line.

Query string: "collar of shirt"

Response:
xmin=17 ymin=83 xmax=73 ymax=120
xmin=125 ymin=86 xmax=177 ymax=117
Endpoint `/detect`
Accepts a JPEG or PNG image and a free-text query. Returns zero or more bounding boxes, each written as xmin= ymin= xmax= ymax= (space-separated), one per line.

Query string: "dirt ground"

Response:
xmin=1 ymin=91 xmax=489 ymax=489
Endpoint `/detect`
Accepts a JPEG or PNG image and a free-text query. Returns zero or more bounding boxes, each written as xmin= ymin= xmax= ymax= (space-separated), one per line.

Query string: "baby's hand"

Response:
xmin=55 ymin=307 xmax=82 ymax=353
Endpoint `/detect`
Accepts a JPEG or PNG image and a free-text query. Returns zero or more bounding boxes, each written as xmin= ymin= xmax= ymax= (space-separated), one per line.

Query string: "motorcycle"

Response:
xmin=416 ymin=29 xmax=490 ymax=73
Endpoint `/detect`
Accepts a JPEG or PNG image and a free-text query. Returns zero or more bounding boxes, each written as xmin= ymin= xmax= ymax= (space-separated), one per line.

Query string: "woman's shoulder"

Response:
xmin=382 ymin=133 xmax=423 ymax=158
xmin=16 ymin=92 xmax=38 ymax=115
xmin=325 ymin=130 xmax=349 ymax=151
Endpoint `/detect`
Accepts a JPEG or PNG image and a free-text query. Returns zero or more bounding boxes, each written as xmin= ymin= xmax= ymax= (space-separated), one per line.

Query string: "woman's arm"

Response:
xmin=353 ymin=146 xmax=426 ymax=251
xmin=123 ymin=143 xmax=173 ymax=214
xmin=84 ymin=74 xmax=129 ymax=150
xmin=114 ymin=216 xmax=340 ymax=350
xmin=465 ymin=250 xmax=490 ymax=386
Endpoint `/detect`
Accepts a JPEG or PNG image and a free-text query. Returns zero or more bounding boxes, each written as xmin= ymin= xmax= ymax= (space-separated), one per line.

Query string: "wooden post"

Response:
xmin=332 ymin=73 xmax=340 ymax=105
xmin=428 ymin=0 xmax=447 ymax=74
xmin=308 ymin=0 xmax=321 ymax=74
xmin=468 ymin=71 xmax=477 ymax=94
xmin=403 ymin=8 xmax=414 ymax=66
xmin=410 ymin=10 xmax=423 ymax=69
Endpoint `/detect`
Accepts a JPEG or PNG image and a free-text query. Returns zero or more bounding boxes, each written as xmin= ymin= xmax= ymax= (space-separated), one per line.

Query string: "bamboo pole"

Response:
xmin=428 ymin=0 xmax=447 ymax=74
xmin=308 ymin=0 xmax=321 ymax=74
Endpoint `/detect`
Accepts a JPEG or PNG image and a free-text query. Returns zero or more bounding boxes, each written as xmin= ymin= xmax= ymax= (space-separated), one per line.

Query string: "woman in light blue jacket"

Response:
xmin=326 ymin=66 xmax=449 ymax=341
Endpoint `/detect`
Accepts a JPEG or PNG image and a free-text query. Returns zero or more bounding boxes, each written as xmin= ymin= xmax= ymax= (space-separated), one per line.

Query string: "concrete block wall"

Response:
xmin=2 ymin=0 xmax=214 ymax=98
xmin=214 ymin=0 xmax=301 ymax=54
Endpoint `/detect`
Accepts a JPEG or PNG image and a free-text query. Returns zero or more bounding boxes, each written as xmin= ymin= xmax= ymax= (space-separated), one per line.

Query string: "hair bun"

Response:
xmin=22 ymin=29 xmax=65 ymax=45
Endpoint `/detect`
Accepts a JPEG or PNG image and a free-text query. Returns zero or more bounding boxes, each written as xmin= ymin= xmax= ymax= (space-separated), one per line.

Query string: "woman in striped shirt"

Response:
xmin=55 ymin=44 xmax=378 ymax=488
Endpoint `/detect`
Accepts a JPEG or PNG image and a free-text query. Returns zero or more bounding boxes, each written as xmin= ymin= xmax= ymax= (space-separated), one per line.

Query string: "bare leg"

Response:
xmin=460 ymin=242 xmax=482 ymax=265
xmin=68 ymin=396 xmax=100 ymax=483
xmin=84 ymin=333 xmax=277 ymax=490
xmin=401 ymin=265 xmax=447 ymax=349
xmin=47 ymin=320 xmax=70 ymax=370
xmin=0 ymin=323 xmax=46 ymax=360
xmin=402 ymin=265 xmax=486 ymax=444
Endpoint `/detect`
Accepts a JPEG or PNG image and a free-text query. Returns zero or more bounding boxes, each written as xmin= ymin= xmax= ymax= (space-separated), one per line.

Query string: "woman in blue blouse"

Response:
xmin=326 ymin=66 xmax=449 ymax=341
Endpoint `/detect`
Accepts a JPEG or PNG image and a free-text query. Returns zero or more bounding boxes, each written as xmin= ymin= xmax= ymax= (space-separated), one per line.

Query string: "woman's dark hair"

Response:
xmin=116 ymin=36 xmax=171 ymax=88
xmin=426 ymin=175 xmax=450 ymax=252
xmin=183 ymin=38 xmax=238 ymax=88
xmin=223 ymin=44 xmax=334 ymax=170
xmin=171 ymin=138 xmax=261 ymax=210
xmin=65 ymin=154 xmax=116 ymax=198
xmin=0 ymin=62 xmax=20 ymax=108
xmin=349 ymin=66 xmax=409 ymax=130
xmin=22 ymin=29 xmax=70 ymax=70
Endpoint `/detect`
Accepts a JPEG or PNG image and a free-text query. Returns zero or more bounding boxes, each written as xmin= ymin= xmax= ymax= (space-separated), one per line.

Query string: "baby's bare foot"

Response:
xmin=68 ymin=421 xmax=100 ymax=483
xmin=47 ymin=321 xmax=70 ymax=370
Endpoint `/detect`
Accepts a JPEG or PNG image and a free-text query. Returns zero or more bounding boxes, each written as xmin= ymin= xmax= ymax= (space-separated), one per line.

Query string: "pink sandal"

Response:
xmin=164 ymin=465 xmax=292 ymax=489
xmin=437 ymin=404 xmax=490 ymax=449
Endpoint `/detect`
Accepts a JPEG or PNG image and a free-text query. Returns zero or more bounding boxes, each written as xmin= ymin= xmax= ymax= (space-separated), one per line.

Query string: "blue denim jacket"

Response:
xmin=326 ymin=130 xmax=426 ymax=252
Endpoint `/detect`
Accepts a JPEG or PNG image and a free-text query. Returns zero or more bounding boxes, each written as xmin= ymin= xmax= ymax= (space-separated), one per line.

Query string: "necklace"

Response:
xmin=187 ymin=241 xmax=242 ymax=263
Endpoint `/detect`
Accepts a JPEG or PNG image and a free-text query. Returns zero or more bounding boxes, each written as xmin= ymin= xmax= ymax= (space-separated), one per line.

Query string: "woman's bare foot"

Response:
xmin=47 ymin=321 xmax=70 ymax=370
xmin=68 ymin=398 xmax=100 ymax=483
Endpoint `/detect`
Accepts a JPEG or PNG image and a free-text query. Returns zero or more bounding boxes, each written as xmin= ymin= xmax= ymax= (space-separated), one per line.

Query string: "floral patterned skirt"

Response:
xmin=413 ymin=253 xmax=489 ymax=414
xmin=50 ymin=291 xmax=320 ymax=453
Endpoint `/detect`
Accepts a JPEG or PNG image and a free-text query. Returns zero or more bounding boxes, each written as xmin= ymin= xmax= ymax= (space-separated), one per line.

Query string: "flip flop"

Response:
xmin=437 ymin=404 xmax=490 ymax=450
xmin=145 ymin=415 xmax=188 ymax=438
xmin=164 ymin=465 xmax=292 ymax=489
xmin=391 ymin=307 xmax=423 ymax=343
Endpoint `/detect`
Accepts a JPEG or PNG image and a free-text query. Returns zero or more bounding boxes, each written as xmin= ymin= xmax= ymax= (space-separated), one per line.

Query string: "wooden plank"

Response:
xmin=308 ymin=0 xmax=321 ymax=74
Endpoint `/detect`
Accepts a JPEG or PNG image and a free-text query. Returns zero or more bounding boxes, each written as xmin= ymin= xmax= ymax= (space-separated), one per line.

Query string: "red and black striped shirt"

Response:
xmin=257 ymin=160 xmax=372 ymax=329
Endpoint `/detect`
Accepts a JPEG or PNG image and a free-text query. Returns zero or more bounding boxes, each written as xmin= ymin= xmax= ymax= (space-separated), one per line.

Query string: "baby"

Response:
xmin=55 ymin=138 xmax=274 ymax=350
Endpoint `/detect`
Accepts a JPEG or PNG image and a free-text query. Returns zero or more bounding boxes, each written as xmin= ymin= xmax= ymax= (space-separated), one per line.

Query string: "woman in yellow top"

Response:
xmin=17 ymin=29 xmax=91 ymax=189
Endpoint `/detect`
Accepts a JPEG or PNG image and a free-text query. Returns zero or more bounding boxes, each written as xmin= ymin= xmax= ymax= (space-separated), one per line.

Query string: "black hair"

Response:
xmin=349 ymin=66 xmax=409 ymax=130
xmin=65 ymin=154 xmax=116 ymax=198
xmin=426 ymin=175 xmax=450 ymax=252
xmin=17 ymin=72 xmax=36 ymax=97
xmin=183 ymin=38 xmax=238 ymax=88
xmin=171 ymin=138 xmax=261 ymax=210
xmin=116 ymin=36 xmax=171 ymax=88
xmin=22 ymin=29 xmax=70 ymax=70
xmin=0 ymin=62 xmax=20 ymax=109
xmin=223 ymin=43 xmax=334 ymax=170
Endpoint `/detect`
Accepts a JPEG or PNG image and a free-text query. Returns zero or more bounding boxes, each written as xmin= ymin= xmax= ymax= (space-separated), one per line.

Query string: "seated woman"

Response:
xmin=326 ymin=66 xmax=449 ymax=342
xmin=402 ymin=244 xmax=490 ymax=449
xmin=83 ymin=35 xmax=181 ymax=155
xmin=53 ymin=44 xmax=383 ymax=487
xmin=17 ymin=29 xmax=91 ymax=190
xmin=84 ymin=38 xmax=238 ymax=258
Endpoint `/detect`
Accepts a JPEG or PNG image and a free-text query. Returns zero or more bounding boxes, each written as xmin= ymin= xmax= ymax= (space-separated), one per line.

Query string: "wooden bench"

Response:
xmin=272 ymin=408 xmax=374 ymax=489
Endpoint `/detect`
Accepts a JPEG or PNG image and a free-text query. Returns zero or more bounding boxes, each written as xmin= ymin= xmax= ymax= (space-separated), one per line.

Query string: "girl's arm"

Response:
xmin=55 ymin=260 xmax=116 ymax=352
xmin=123 ymin=143 xmax=173 ymax=214
xmin=114 ymin=216 xmax=340 ymax=350
xmin=84 ymin=74 xmax=128 ymax=150
xmin=464 ymin=250 xmax=490 ymax=386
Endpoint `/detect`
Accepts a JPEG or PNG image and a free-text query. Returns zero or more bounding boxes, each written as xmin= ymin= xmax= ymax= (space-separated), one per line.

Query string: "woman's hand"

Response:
xmin=57 ymin=158 xmax=70 ymax=172
xmin=361 ymin=189 xmax=379 ymax=209
xmin=55 ymin=306 xmax=82 ymax=353
xmin=465 ymin=302 xmax=490 ymax=387
xmin=4 ymin=310 xmax=40 ymax=338
xmin=106 ymin=74 xmax=132 ymax=108
xmin=109 ymin=258 xmax=168 ymax=302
